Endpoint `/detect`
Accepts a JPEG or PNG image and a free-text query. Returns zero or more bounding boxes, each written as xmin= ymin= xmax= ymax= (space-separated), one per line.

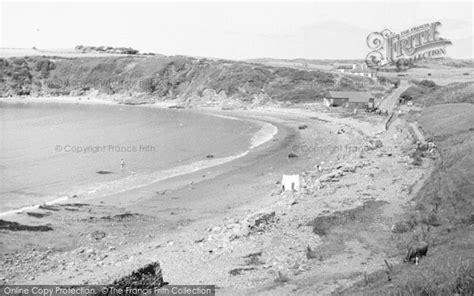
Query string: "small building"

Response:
xmin=281 ymin=174 xmax=300 ymax=191
xmin=335 ymin=63 xmax=377 ymax=79
xmin=324 ymin=91 xmax=374 ymax=109
xmin=335 ymin=64 xmax=353 ymax=73
xmin=350 ymin=69 xmax=377 ymax=79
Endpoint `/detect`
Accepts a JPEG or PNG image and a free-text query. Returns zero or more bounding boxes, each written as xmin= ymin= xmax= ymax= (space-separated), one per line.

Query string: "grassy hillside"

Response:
xmin=0 ymin=55 xmax=373 ymax=105
xmin=339 ymin=93 xmax=474 ymax=295
xmin=401 ymin=80 xmax=474 ymax=107
xmin=416 ymin=81 xmax=474 ymax=106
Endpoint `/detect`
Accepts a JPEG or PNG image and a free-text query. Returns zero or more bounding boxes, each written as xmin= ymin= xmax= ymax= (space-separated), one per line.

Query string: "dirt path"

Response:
xmin=378 ymin=80 xmax=409 ymax=112
xmin=409 ymin=122 xmax=427 ymax=143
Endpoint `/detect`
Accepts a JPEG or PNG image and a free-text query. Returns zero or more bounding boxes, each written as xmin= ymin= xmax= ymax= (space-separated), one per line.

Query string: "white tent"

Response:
xmin=281 ymin=174 xmax=300 ymax=191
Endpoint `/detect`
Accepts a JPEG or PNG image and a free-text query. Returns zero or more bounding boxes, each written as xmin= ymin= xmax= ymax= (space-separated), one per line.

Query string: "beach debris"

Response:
xmin=100 ymin=213 xmax=138 ymax=222
xmin=336 ymin=128 xmax=345 ymax=134
xmin=85 ymin=248 xmax=95 ymax=255
xmin=229 ymin=267 xmax=256 ymax=276
xmin=200 ymin=211 xmax=275 ymax=242
xmin=287 ymin=152 xmax=298 ymax=159
xmin=61 ymin=203 xmax=89 ymax=207
xmin=206 ymin=154 xmax=214 ymax=159
xmin=298 ymin=125 xmax=308 ymax=130
xmin=194 ymin=237 xmax=205 ymax=243
xmin=384 ymin=259 xmax=393 ymax=281
xmin=391 ymin=220 xmax=415 ymax=234
xmin=274 ymin=271 xmax=290 ymax=283
xmin=243 ymin=251 xmax=265 ymax=265
xmin=38 ymin=204 xmax=60 ymax=211
xmin=96 ymin=170 xmax=113 ymax=175
xmin=0 ymin=219 xmax=52 ymax=232
xmin=374 ymin=139 xmax=383 ymax=149
xmin=318 ymin=161 xmax=367 ymax=183
xmin=64 ymin=207 xmax=79 ymax=212
xmin=281 ymin=174 xmax=300 ymax=191
xmin=90 ymin=230 xmax=106 ymax=241
xmin=246 ymin=210 xmax=277 ymax=233
xmin=319 ymin=170 xmax=343 ymax=183
xmin=168 ymin=105 xmax=185 ymax=109
xmin=305 ymin=245 xmax=319 ymax=259
xmin=26 ymin=212 xmax=51 ymax=218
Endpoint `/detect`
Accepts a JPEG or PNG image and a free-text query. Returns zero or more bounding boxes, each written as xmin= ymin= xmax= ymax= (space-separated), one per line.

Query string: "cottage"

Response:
xmin=324 ymin=91 xmax=374 ymax=109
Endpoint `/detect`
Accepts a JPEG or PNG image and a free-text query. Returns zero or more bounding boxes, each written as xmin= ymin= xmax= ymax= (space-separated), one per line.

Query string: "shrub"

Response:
xmin=392 ymin=221 xmax=411 ymax=233
xmin=11 ymin=57 xmax=26 ymax=66
xmin=422 ymin=213 xmax=441 ymax=226
xmin=418 ymin=80 xmax=437 ymax=88
xmin=410 ymin=150 xmax=424 ymax=166
xmin=0 ymin=58 xmax=9 ymax=67
xmin=139 ymin=77 xmax=156 ymax=93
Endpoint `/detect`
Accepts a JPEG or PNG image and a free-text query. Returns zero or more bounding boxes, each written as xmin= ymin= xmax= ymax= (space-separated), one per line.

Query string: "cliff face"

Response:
xmin=0 ymin=55 xmax=369 ymax=105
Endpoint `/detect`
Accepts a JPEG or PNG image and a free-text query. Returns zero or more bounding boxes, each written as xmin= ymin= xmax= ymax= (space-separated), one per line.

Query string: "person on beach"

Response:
xmin=120 ymin=159 xmax=125 ymax=170
xmin=317 ymin=164 xmax=322 ymax=172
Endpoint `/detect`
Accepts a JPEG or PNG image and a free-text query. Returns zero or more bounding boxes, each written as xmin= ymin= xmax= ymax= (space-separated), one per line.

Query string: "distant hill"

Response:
xmin=0 ymin=47 xmax=165 ymax=58
xmin=246 ymin=58 xmax=363 ymax=66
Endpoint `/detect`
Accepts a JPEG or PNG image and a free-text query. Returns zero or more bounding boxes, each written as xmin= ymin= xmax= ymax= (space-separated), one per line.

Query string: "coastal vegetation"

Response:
xmin=0 ymin=55 xmax=372 ymax=104
xmin=340 ymin=83 xmax=474 ymax=295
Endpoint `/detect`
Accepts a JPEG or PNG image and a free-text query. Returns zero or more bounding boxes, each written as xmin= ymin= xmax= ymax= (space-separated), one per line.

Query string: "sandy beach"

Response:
xmin=0 ymin=95 xmax=432 ymax=294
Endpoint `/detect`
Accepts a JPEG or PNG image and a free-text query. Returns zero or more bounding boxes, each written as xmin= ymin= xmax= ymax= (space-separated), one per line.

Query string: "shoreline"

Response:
xmin=0 ymin=96 xmax=280 ymax=217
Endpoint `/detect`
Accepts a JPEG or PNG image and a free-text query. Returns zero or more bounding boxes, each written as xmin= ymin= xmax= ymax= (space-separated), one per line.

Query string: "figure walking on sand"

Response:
xmin=120 ymin=159 xmax=125 ymax=170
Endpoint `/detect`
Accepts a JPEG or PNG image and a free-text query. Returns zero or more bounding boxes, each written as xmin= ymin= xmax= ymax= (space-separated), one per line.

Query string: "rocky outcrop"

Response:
xmin=104 ymin=262 xmax=167 ymax=291
xmin=0 ymin=219 xmax=53 ymax=231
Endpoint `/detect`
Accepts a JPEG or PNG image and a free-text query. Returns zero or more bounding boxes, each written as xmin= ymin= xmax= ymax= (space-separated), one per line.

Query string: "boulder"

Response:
xmin=245 ymin=210 xmax=277 ymax=233
xmin=103 ymin=262 xmax=167 ymax=291
xmin=90 ymin=230 xmax=106 ymax=241
xmin=404 ymin=241 xmax=428 ymax=263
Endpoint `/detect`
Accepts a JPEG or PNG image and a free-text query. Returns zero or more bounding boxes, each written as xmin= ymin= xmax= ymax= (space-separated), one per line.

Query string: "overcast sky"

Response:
xmin=1 ymin=1 xmax=472 ymax=59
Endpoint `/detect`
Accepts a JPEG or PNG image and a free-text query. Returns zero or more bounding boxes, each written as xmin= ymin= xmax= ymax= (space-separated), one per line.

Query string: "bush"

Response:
xmin=34 ymin=59 xmax=55 ymax=78
xmin=139 ymin=77 xmax=156 ymax=93
xmin=422 ymin=213 xmax=441 ymax=226
xmin=410 ymin=150 xmax=424 ymax=166
xmin=11 ymin=58 xmax=27 ymax=66
xmin=392 ymin=221 xmax=411 ymax=233
xmin=0 ymin=58 xmax=9 ymax=67
xmin=418 ymin=80 xmax=437 ymax=88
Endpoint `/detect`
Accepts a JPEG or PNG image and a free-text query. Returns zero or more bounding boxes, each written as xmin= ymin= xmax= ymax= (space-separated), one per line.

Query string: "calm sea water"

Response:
xmin=0 ymin=102 xmax=259 ymax=212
